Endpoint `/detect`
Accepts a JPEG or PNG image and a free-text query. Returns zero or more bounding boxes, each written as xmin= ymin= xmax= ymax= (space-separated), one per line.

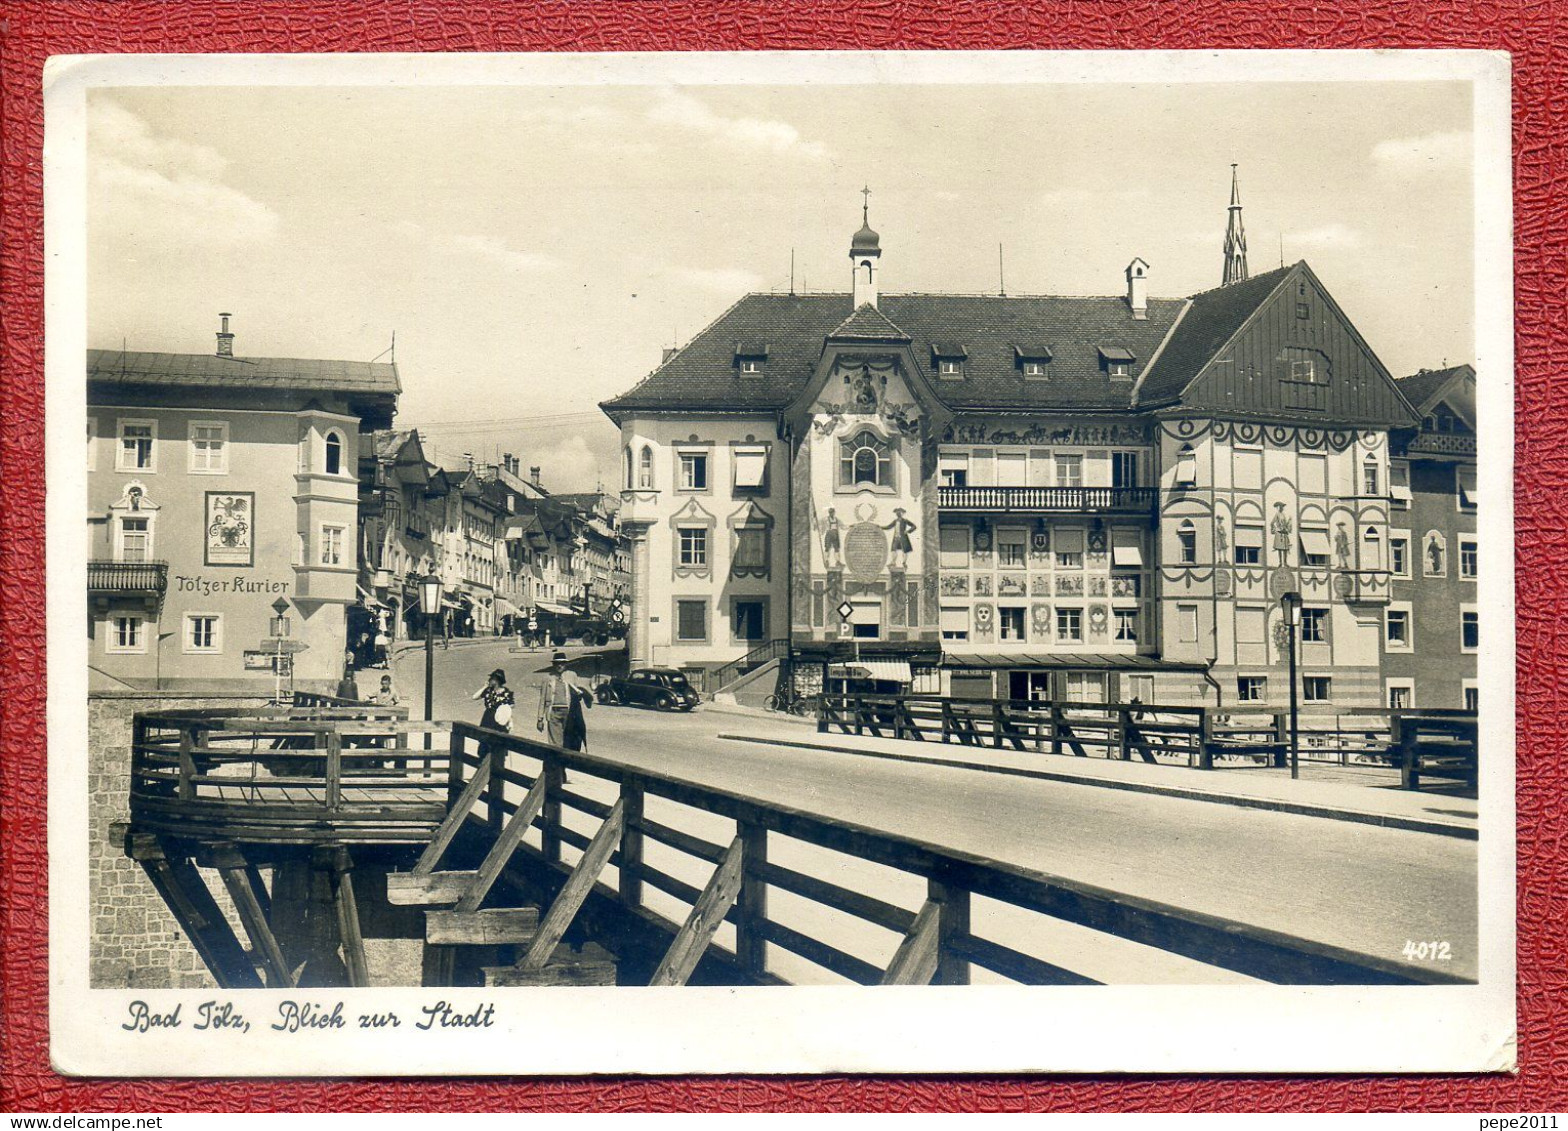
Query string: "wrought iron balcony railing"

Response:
xmin=87 ymin=559 xmax=168 ymax=595
xmin=938 ymin=485 xmax=1158 ymax=514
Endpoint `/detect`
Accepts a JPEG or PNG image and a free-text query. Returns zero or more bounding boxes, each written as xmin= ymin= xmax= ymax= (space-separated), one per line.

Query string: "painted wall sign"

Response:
xmin=175 ymin=574 xmax=290 ymax=598
xmin=205 ymin=491 xmax=255 ymax=567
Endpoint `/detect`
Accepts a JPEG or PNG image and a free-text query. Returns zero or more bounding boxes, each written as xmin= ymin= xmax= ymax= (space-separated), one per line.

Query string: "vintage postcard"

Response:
xmin=45 ymin=49 xmax=1514 ymax=1075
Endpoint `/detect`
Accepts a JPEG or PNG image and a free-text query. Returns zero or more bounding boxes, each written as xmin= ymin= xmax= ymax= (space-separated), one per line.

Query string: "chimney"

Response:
xmin=1125 ymin=259 xmax=1150 ymax=320
xmin=530 ymin=466 xmax=542 ymax=487
xmin=662 ymin=347 xmax=679 ymax=365
xmin=216 ymin=312 xmax=235 ymax=357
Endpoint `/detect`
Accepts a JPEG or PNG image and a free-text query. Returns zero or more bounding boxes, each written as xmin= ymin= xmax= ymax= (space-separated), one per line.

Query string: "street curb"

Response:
xmin=716 ymin=733 xmax=1479 ymax=841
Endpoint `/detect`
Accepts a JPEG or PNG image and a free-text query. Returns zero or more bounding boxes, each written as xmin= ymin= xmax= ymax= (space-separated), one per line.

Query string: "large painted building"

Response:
xmin=87 ymin=318 xmax=398 ymax=691
xmin=603 ymin=186 xmax=1473 ymax=710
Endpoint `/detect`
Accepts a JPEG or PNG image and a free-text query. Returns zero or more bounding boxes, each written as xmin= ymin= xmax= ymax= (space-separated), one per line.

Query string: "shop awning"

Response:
xmin=494 ymin=597 xmax=522 ymax=616
xmin=941 ymin=652 xmax=1210 ymax=672
xmin=535 ymin=600 xmax=578 ymax=615
xmin=830 ymin=660 xmax=913 ymax=684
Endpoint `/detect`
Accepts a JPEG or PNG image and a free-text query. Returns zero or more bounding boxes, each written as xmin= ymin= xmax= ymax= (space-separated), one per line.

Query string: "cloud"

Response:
xmin=646 ymin=91 xmax=830 ymax=160
xmin=1289 ymin=223 xmax=1364 ymax=250
xmin=89 ymin=100 xmax=279 ymax=247
xmin=1371 ymin=130 xmax=1472 ymax=175
xmin=452 ymin=234 xmax=562 ymax=273
xmin=669 ymin=266 xmax=766 ymax=294
xmin=528 ymin=433 xmax=603 ymax=493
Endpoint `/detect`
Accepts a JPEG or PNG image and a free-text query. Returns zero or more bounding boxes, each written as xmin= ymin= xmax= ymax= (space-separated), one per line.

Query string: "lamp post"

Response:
xmin=421 ymin=573 xmax=442 ymax=731
xmin=1279 ymin=590 xmax=1301 ymax=780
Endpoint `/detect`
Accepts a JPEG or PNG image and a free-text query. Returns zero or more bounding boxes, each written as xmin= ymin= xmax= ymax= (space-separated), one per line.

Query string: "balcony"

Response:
xmin=1403 ymin=432 xmax=1477 ymax=458
xmin=88 ymin=559 xmax=168 ymax=596
xmin=938 ymin=485 xmax=1158 ymax=516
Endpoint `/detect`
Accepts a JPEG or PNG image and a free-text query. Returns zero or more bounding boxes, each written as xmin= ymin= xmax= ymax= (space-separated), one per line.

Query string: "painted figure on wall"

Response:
xmin=1334 ymin=522 xmax=1352 ymax=569
xmin=883 ymin=508 xmax=916 ymax=570
xmin=1426 ymin=531 xmax=1446 ymax=577
xmin=1214 ymin=515 xmax=1229 ymax=560
xmin=1270 ymin=502 xmax=1293 ymax=563
xmin=814 ymin=505 xmax=844 ymax=570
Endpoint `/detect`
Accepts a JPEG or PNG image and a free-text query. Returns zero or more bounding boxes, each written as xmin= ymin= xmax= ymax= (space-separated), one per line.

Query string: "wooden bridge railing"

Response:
xmin=435 ymin=721 xmax=1469 ymax=987
xmin=817 ymin=695 xmax=1478 ymax=787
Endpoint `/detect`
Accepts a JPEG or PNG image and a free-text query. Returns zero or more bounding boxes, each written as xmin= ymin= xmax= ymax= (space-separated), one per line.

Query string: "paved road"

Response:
xmin=393 ymin=639 xmax=1478 ymax=985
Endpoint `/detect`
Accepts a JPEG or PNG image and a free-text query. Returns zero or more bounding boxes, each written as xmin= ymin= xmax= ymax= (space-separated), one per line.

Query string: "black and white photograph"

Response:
xmin=47 ymin=50 xmax=1514 ymax=1075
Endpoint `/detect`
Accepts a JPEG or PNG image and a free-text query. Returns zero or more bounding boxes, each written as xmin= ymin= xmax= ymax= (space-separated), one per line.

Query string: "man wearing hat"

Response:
xmin=537 ymin=651 xmax=592 ymax=751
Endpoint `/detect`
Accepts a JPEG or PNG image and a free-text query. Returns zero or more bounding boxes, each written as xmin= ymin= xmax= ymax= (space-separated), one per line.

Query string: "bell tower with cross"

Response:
xmin=850 ymin=186 xmax=882 ymax=308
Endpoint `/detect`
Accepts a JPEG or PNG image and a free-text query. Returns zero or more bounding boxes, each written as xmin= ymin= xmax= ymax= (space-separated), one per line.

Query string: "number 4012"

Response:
xmin=1402 ymin=940 xmax=1452 ymax=961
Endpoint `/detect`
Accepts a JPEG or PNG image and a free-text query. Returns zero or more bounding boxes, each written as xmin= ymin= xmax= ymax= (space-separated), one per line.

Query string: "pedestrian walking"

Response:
xmin=371 ymin=673 xmax=400 ymax=708
xmin=472 ymin=668 xmax=515 ymax=732
xmin=373 ymin=627 xmax=390 ymax=668
xmin=537 ymin=651 xmax=593 ymax=751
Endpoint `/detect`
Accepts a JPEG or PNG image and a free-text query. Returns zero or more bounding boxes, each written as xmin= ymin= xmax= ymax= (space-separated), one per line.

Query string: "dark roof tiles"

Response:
xmin=87 ymin=349 xmax=401 ymax=396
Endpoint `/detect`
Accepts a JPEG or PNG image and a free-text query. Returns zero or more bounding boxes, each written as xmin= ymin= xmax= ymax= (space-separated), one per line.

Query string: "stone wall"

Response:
xmin=88 ymin=691 xmax=268 ymax=988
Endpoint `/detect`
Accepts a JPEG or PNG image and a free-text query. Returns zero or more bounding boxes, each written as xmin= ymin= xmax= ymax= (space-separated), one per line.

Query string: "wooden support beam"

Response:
xmin=132 ymin=837 xmax=262 ymax=990
xmin=216 ymin=866 xmax=294 ymax=988
xmin=327 ymin=848 xmax=370 ymax=988
xmin=426 ymin=907 xmax=540 ymax=946
xmin=929 ymin=876 xmax=971 ymax=986
xmin=387 ymin=870 xmax=478 ymax=906
xmin=455 ymin=774 xmax=548 ymax=913
xmin=649 ymin=835 xmax=745 ymax=987
xmin=243 ymin=863 xmax=273 ymax=921
xmin=486 ymin=943 xmax=617 ymax=987
xmin=735 ymin=821 xmax=768 ymax=982
xmin=413 ymin=757 xmax=491 ymax=876
xmin=618 ymin=783 xmax=644 ymax=910
xmin=879 ymin=898 xmax=942 ymax=986
xmin=517 ymin=798 xmax=624 ymax=970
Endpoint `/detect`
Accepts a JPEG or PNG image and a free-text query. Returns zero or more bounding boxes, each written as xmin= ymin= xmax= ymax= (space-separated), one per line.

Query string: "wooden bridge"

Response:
xmin=125 ymin=703 xmax=1474 ymax=990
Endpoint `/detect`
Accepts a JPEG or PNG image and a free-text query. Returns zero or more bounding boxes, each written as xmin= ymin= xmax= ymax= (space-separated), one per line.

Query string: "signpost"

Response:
xmin=836 ymin=600 xmax=860 ymax=685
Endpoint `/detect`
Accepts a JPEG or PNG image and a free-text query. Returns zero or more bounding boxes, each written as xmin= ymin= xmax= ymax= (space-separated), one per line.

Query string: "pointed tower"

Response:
xmin=1222 ymin=164 xmax=1248 ymax=286
xmin=850 ymin=186 xmax=881 ymax=308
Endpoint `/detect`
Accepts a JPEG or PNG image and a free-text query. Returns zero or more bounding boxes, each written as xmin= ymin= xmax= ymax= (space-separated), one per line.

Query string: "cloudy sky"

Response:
xmin=87 ymin=77 xmax=1474 ymax=491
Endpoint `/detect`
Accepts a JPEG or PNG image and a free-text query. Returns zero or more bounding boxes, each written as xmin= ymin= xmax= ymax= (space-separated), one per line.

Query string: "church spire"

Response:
xmin=1222 ymin=164 xmax=1248 ymax=286
xmin=850 ymin=185 xmax=882 ymax=307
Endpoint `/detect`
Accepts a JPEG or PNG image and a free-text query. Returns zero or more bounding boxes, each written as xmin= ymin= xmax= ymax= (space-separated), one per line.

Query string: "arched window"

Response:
xmin=1174 ymin=445 xmax=1198 ymax=487
xmin=1362 ymin=456 xmax=1380 ymax=496
xmin=1362 ymin=527 xmax=1382 ymax=571
xmin=638 ymin=446 xmax=654 ymax=489
xmin=622 ymin=446 xmax=633 ymax=490
xmin=839 ymin=430 xmax=892 ymax=489
xmin=862 ymin=261 xmax=873 ymax=283
xmin=1177 ymin=519 xmax=1197 ymax=564
xmin=325 ymin=430 xmax=344 ymax=476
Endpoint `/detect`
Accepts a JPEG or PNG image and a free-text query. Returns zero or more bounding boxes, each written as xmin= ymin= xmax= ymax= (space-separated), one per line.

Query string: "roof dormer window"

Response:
xmin=1014 ymin=345 xmax=1053 ymax=380
xmin=734 ymin=343 xmax=768 ymax=378
xmin=931 ymin=343 xmax=967 ymax=380
xmin=1098 ymin=346 xmax=1136 ymax=379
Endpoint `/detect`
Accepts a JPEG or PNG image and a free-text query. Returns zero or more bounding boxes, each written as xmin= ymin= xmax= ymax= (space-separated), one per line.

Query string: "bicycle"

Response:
xmin=764 ymin=688 xmax=817 ymax=717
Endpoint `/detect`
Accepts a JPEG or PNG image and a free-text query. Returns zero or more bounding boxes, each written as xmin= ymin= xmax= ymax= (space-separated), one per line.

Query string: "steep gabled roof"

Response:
xmin=602 ymin=291 xmax=1187 ymax=418
xmin=1131 ymin=265 xmax=1294 ymax=408
xmin=88 ymin=348 xmax=400 ymax=396
xmin=1396 ymin=363 xmax=1475 ymax=415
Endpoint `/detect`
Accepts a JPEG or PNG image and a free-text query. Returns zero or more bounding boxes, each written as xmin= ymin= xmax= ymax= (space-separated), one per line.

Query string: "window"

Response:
xmin=1022 ymin=360 xmax=1048 ymax=379
xmin=117 ymin=516 xmax=151 ymax=563
xmin=1461 ymin=609 xmax=1478 ymax=652
xmin=1385 ymin=608 xmax=1410 ymax=649
xmin=732 ymin=600 xmax=766 ymax=642
xmin=998 ymin=529 xmax=1027 ymax=568
xmin=839 ymin=430 xmax=893 ymax=490
xmin=1361 ymin=528 xmax=1382 ymax=571
xmin=940 ymin=606 xmax=970 ymax=642
xmin=1457 ymin=466 xmax=1477 ymax=510
xmin=849 ymin=600 xmax=882 ymax=640
xmin=732 ymin=525 xmax=768 ymax=574
xmin=1237 ymin=676 xmax=1268 ymax=702
xmin=1460 ymin=538 xmax=1478 ymax=580
xmin=1055 ymin=528 xmax=1084 ymax=570
xmin=1362 ymin=457 xmax=1380 ymax=497
xmin=1300 ymin=607 xmax=1328 ymax=644
xmin=1124 ymin=674 xmax=1155 ymax=704
xmin=1055 ymin=454 xmax=1083 ymax=488
xmin=638 ymin=446 xmax=654 ymax=489
xmin=1234 ymin=525 xmax=1264 ymax=565
xmin=1177 ymin=604 xmax=1198 ymax=644
xmin=1114 ymin=608 xmax=1139 ymax=643
xmin=1387 ymin=682 xmax=1413 ymax=710
xmin=939 ymin=524 xmax=970 ymax=569
xmin=739 ymin=358 xmax=763 ymax=376
xmin=1065 ymin=672 xmax=1106 ymax=703
xmin=1177 ymin=521 xmax=1197 ymax=564
xmin=1282 ymin=349 xmax=1319 ymax=382
xmin=1234 ymin=449 xmax=1263 ymax=490
xmin=676 ymin=599 xmax=708 ymax=642
xmin=1056 ymin=607 xmax=1083 ymax=643
xmin=324 ymin=430 xmax=344 ymax=476
xmin=184 ymin=613 xmax=222 ymax=654
xmin=998 ymin=606 xmax=1027 ymax=641
xmin=678 ymin=451 xmax=709 ymax=491
xmin=678 ymin=526 xmax=708 ymax=568
xmin=1110 ymin=528 xmax=1143 ymax=568
xmin=188 ymin=421 xmax=228 ymax=474
xmin=937 ymin=359 xmax=962 ymax=378
xmin=1464 ymin=685 xmax=1479 ymax=712
xmin=1390 ymin=535 xmax=1410 ymax=579
xmin=1303 ymin=676 xmax=1332 ymax=703
xmin=320 ymin=524 xmax=346 ymax=567
xmin=1112 ymin=451 xmax=1139 ymax=489
xmin=995 ymin=452 xmax=1028 ymax=488
xmin=1174 ymin=445 xmax=1198 ymax=487
xmin=107 ymin=614 xmax=146 ymax=654
xmin=87 ymin=417 xmax=97 ymax=470
xmin=733 ymin=446 xmax=768 ymax=492
xmin=1300 ymin=528 xmax=1331 ymax=568
xmin=1298 ymin=453 xmax=1327 ymax=495
xmin=117 ymin=419 xmax=156 ymax=471
xmin=1390 ymin=460 xmax=1411 ymax=505
xmin=1106 ymin=360 xmax=1131 ymax=378
xmin=939 ymin=453 xmax=969 ymax=488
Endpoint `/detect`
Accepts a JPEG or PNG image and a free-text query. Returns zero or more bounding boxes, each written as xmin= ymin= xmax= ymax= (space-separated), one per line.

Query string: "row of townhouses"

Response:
xmin=87 ymin=318 xmax=630 ymax=694
xmin=602 ymin=179 xmax=1479 ymax=711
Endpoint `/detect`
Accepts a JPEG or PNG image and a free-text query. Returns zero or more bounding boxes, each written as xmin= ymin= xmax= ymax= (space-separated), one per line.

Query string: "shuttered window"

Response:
xmin=676 ymin=600 xmax=708 ymax=642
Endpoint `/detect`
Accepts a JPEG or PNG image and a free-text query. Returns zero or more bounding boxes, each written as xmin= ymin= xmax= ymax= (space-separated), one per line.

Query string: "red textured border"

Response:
xmin=2 ymin=1 xmax=1562 ymax=1112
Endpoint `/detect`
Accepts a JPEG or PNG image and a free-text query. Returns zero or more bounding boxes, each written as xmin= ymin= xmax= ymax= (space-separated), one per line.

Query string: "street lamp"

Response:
xmin=1279 ymin=590 xmax=1302 ymax=780
xmin=421 ymin=573 xmax=442 ymax=731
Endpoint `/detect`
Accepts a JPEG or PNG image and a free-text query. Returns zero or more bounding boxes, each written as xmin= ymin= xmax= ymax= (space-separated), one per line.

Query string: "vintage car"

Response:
xmin=595 ymin=667 xmax=701 ymax=711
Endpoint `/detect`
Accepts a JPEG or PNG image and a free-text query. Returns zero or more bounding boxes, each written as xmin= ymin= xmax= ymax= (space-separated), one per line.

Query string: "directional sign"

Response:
xmin=259 ymin=637 xmax=310 ymax=654
xmin=836 ymin=600 xmax=855 ymax=623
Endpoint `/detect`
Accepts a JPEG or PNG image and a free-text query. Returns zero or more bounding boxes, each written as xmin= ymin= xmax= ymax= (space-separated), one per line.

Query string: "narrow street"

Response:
xmin=391 ymin=638 xmax=1477 ymax=985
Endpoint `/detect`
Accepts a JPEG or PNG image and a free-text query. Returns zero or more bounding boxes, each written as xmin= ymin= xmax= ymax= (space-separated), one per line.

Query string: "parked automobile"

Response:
xmin=595 ymin=667 xmax=700 ymax=711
